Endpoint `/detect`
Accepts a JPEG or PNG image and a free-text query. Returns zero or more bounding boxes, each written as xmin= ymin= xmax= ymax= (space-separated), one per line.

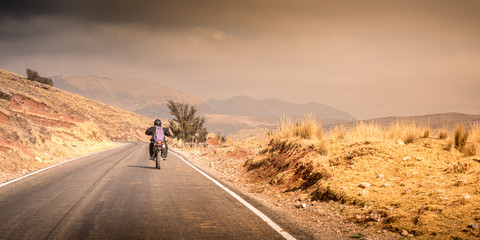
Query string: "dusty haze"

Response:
xmin=1 ymin=0 xmax=479 ymax=119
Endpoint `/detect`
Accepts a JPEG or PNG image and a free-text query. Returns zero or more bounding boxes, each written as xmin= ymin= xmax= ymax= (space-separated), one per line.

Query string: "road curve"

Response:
xmin=0 ymin=142 xmax=303 ymax=240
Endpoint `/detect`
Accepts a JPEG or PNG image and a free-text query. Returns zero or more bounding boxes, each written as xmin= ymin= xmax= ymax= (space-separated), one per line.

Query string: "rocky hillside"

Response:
xmin=0 ymin=70 xmax=152 ymax=183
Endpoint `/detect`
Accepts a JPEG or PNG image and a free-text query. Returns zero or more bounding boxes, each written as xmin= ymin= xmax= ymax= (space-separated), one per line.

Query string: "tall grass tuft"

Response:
xmin=454 ymin=124 xmax=469 ymax=151
xmin=347 ymin=122 xmax=384 ymax=142
xmin=341 ymin=121 xmax=432 ymax=144
xmin=332 ymin=125 xmax=347 ymax=140
xmin=276 ymin=115 xmax=324 ymax=140
xmin=438 ymin=129 xmax=448 ymax=139
xmin=464 ymin=122 xmax=480 ymax=156
xmin=463 ymin=143 xmax=477 ymax=157
xmin=389 ymin=121 xmax=421 ymax=144
xmin=422 ymin=127 xmax=431 ymax=138
xmin=272 ymin=115 xmax=328 ymax=155
xmin=470 ymin=122 xmax=480 ymax=144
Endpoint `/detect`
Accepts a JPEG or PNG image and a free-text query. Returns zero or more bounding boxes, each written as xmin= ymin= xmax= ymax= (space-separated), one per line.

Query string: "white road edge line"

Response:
xmin=171 ymin=151 xmax=297 ymax=240
xmin=0 ymin=143 xmax=129 ymax=188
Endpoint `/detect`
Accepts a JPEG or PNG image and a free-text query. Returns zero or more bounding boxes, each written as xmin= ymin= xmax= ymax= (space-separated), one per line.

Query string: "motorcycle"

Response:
xmin=152 ymin=140 xmax=167 ymax=169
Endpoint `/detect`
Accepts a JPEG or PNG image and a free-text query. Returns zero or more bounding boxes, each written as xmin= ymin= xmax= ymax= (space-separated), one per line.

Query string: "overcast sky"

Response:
xmin=1 ymin=0 xmax=479 ymax=119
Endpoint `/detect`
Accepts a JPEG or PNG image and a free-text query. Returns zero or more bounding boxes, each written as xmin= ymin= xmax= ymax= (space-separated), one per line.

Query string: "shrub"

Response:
xmin=25 ymin=68 xmax=54 ymax=86
xmin=216 ymin=132 xmax=227 ymax=143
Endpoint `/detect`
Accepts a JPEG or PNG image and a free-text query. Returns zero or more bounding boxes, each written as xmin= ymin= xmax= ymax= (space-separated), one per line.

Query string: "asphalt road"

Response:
xmin=0 ymin=142 xmax=304 ymax=240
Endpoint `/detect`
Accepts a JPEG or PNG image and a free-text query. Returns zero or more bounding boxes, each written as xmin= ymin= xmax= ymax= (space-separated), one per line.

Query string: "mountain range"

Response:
xmin=207 ymin=96 xmax=355 ymax=121
xmin=50 ymin=75 xmax=480 ymax=137
xmin=51 ymin=75 xmax=356 ymax=135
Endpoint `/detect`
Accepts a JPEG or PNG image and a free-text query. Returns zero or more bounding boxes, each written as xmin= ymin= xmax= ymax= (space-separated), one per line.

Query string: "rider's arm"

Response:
xmin=145 ymin=127 xmax=154 ymax=136
xmin=163 ymin=127 xmax=172 ymax=137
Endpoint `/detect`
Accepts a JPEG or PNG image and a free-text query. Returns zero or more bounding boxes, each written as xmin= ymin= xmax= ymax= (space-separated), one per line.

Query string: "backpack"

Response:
xmin=153 ymin=126 xmax=165 ymax=142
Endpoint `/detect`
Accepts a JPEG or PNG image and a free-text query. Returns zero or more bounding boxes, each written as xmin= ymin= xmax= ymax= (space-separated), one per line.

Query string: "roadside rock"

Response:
xmin=0 ymin=87 xmax=13 ymax=101
xmin=295 ymin=202 xmax=307 ymax=209
xmin=359 ymin=190 xmax=369 ymax=196
xmin=462 ymin=224 xmax=478 ymax=232
xmin=359 ymin=182 xmax=371 ymax=188
xmin=456 ymin=177 xmax=468 ymax=186
xmin=370 ymin=212 xmax=382 ymax=222
xmin=298 ymin=194 xmax=308 ymax=201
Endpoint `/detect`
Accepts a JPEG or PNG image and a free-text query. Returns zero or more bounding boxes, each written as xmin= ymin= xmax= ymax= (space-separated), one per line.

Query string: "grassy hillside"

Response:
xmin=0 ymin=70 xmax=152 ymax=183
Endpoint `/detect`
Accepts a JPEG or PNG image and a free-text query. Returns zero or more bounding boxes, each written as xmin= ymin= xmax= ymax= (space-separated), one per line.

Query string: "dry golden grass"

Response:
xmin=331 ymin=121 xmax=431 ymax=145
xmin=438 ymin=128 xmax=449 ymax=139
xmin=471 ymin=122 xmax=480 ymax=143
xmin=274 ymin=115 xmax=324 ymax=140
xmin=342 ymin=122 xmax=384 ymax=142
xmin=272 ymin=115 xmax=328 ymax=154
xmin=455 ymin=124 xmax=469 ymax=151
xmin=465 ymin=122 xmax=480 ymax=157
xmin=243 ymin=118 xmax=480 ymax=239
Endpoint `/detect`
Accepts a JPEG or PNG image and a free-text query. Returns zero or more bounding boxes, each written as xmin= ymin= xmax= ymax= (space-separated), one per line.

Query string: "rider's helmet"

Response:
xmin=154 ymin=119 xmax=162 ymax=126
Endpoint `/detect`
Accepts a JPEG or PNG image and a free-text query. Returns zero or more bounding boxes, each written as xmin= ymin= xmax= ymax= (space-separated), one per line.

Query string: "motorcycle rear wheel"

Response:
xmin=155 ymin=150 xmax=161 ymax=169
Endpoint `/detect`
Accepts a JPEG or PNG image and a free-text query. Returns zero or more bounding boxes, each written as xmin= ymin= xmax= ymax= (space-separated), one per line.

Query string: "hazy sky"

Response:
xmin=1 ymin=0 xmax=479 ymax=119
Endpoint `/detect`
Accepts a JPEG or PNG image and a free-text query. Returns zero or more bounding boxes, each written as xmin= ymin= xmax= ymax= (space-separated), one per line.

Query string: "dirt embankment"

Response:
xmin=0 ymin=69 xmax=152 ymax=183
xmin=178 ymin=137 xmax=397 ymax=239
xmin=181 ymin=123 xmax=480 ymax=239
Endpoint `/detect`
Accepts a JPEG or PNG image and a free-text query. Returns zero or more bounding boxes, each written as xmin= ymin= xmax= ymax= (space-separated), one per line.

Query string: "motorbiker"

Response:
xmin=145 ymin=119 xmax=172 ymax=160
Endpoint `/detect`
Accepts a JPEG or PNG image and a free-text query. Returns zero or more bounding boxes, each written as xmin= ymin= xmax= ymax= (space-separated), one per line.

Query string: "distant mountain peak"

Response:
xmin=207 ymin=96 xmax=356 ymax=121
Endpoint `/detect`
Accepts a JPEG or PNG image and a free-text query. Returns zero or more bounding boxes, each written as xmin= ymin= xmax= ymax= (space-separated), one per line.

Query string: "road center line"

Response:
xmin=170 ymin=151 xmax=297 ymax=240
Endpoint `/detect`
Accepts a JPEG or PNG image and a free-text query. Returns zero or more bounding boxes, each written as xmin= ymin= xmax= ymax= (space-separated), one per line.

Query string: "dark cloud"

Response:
xmin=3 ymin=0 xmax=480 ymax=34
xmin=1 ymin=0 xmax=250 ymax=30
xmin=1 ymin=0 xmax=480 ymax=118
